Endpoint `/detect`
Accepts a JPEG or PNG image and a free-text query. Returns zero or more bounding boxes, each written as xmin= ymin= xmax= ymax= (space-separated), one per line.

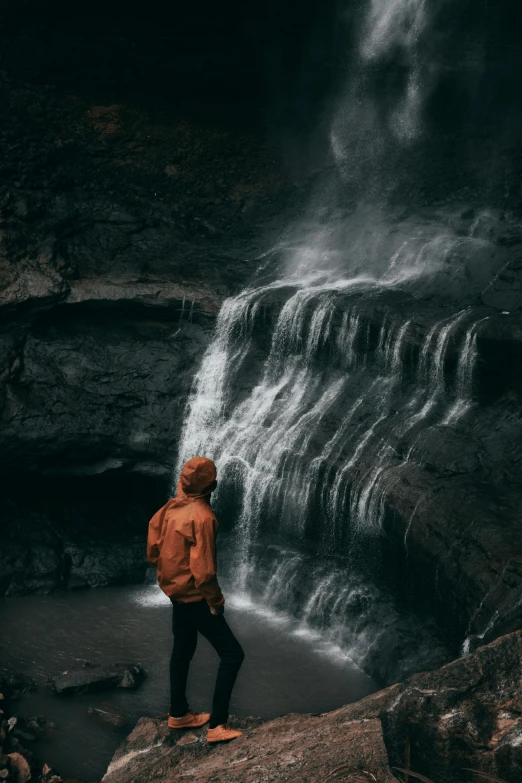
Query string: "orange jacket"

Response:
xmin=147 ymin=457 xmax=225 ymax=608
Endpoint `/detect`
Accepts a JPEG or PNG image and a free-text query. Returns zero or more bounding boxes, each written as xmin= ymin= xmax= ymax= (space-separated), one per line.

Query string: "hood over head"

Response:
xmin=176 ymin=456 xmax=217 ymax=501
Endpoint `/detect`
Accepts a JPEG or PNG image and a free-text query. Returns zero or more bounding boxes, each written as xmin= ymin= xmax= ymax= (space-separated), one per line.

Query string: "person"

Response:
xmin=147 ymin=456 xmax=245 ymax=743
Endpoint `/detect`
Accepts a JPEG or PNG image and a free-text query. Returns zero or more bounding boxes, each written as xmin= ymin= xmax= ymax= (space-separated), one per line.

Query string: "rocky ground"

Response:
xmin=0 ymin=662 xmax=147 ymax=783
xmin=0 ymin=672 xmax=59 ymax=783
xmin=100 ymin=631 xmax=522 ymax=783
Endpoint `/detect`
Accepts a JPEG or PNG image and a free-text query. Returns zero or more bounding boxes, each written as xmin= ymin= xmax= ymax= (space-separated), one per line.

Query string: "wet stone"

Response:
xmin=7 ymin=753 xmax=31 ymax=783
xmin=25 ymin=717 xmax=56 ymax=739
xmin=88 ymin=703 xmax=126 ymax=727
xmin=49 ymin=662 xmax=146 ymax=695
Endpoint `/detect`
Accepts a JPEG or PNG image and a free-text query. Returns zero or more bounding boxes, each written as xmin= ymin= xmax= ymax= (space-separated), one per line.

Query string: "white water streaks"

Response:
xmin=282 ymin=210 xmax=477 ymax=290
xmin=325 ymin=311 xmax=464 ymax=542
xmin=362 ymin=0 xmax=428 ymax=141
xmin=283 ymin=567 xmax=379 ymax=668
xmin=330 ymin=0 xmax=435 ymax=187
xmin=346 ymin=310 xmax=473 ymax=541
xmin=361 ymin=0 xmax=427 ymax=61
xmin=459 ymin=561 xmax=522 ymax=655
xmin=176 ymin=282 xmax=281 ymax=476
xmin=262 ymin=552 xmax=304 ymax=607
xmin=235 ymin=549 xmax=446 ymax=679
xmin=176 ymin=265 xmax=483 ymax=580
xmin=443 ymin=316 xmax=490 ymax=425
xmin=461 ymin=610 xmax=500 ymax=656
xmin=404 ymin=309 xmax=469 ymax=430
xmin=403 ymin=494 xmax=426 ymax=553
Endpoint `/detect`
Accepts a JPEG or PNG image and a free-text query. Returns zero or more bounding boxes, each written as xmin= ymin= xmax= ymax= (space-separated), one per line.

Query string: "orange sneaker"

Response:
xmin=168 ymin=710 xmax=211 ymax=729
xmin=207 ymin=724 xmax=243 ymax=743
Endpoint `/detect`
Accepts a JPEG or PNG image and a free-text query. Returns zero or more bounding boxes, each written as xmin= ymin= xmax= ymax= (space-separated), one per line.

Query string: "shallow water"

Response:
xmin=0 ymin=585 xmax=376 ymax=781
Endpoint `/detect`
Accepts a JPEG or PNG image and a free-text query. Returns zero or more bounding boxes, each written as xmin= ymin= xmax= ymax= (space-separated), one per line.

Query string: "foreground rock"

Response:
xmin=103 ymin=711 xmax=395 ymax=783
xmin=50 ymin=662 xmax=145 ymax=695
xmin=104 ymin=631 xmax=522 ymax=783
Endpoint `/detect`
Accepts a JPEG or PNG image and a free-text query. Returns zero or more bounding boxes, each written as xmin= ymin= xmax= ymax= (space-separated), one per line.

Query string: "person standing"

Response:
xmin=147 ymin=456 xmax=244 ymax=743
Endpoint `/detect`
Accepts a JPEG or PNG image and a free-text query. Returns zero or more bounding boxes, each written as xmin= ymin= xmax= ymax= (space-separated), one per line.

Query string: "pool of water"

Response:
xmin=0 ymin=585 xmax=377 ymax=781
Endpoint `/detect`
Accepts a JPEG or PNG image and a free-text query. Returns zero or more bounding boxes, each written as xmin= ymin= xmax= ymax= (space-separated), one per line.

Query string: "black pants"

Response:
xmin=170 ymin=599 xmax=244 ymax=728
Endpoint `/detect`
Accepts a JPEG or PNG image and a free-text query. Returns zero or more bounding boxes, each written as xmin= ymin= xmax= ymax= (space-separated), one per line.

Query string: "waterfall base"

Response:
xmin=219 ymin=539 xmax=450 ymax=685
xmin=0 ymin=585 xmax=376 ymax=780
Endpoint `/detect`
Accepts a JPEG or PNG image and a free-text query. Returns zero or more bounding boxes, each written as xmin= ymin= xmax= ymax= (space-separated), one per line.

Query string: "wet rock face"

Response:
xmin=381 ymin=630 xmax=522 ymax=783
xmin=0 ymin=63 xmax=297 ymax=470
xmin=1 ymin=305 xmax=211 ymax=478
xmin=102 ymin=632 xmax=522 ymax=783
xmin=0 ymin=68 xmax=302 ymax=596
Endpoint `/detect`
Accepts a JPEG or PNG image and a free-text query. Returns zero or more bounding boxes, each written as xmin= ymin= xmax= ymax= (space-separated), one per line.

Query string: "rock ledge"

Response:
xmin=103 ymin=631 xmax=522 ymax=783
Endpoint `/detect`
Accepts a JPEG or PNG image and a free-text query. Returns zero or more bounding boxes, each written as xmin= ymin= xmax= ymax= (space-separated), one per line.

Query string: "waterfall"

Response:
xmin=360 ymin=0 xmax=428 ymax=140
xmin=172 ymin=0 xmax=501 ymax=681
xmin=330 ymin=0 xmax=435 ymax=186
xmin=175 ymin=261 xmax=482 ymax=679
xmin=443 ymin=316 xmax=490 ymax=425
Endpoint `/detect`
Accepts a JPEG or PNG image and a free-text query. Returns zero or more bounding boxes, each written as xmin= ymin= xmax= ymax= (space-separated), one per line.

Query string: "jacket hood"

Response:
xmin=176 ymin=456 xmax=217 ymax=500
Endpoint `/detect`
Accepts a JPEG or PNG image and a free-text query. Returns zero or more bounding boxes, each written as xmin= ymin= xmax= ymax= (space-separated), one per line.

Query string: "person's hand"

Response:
xmin=210 ymin=604 xmax=224 ymax=616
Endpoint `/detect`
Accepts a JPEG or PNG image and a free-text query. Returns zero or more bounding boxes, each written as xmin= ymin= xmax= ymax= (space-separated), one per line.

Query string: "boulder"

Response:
xmin=381 ymin=630 xmax=522 ymax=783
xmin=49 ymin=663 xmax=145 ymax=695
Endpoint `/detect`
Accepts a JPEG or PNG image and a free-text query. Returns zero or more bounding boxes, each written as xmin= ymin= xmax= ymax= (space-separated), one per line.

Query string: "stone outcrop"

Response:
xmin=103 ymin=711 xmax=395 ymax=783
xmin=103 ymin=631 xmax=522 ymax=783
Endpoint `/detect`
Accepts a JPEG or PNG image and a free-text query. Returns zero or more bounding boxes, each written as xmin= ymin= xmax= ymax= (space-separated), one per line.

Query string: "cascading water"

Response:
xmin=173 ymin=0 xmax=509 ymax=684
xmin=175 ymin=245 xmax=492 ymax=682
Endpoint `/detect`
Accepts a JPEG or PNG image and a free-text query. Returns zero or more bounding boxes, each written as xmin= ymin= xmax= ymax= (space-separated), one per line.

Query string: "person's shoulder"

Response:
xmin=193 ymin=501 xmax=217 ymax=525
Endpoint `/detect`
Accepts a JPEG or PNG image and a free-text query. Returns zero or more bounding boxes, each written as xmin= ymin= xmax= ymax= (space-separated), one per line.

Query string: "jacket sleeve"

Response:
xmin=189 ymin=515 xmax=225 ymax=608
xmin=147 ymin=502 xmax=170 ymax=566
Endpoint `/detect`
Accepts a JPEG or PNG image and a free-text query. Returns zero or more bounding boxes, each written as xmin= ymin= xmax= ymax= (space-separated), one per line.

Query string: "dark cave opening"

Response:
xmin=0 ymin=470 xmax=168 ymax=595
xmin=3 ymin=469 xmax=168 ymax=535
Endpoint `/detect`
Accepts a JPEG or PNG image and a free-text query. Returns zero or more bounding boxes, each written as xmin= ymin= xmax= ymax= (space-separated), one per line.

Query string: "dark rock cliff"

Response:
xmin=0 ymin=0 xmax=330 ymax=593
xmin=0 ymin=68 xmax=306 ymax=593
